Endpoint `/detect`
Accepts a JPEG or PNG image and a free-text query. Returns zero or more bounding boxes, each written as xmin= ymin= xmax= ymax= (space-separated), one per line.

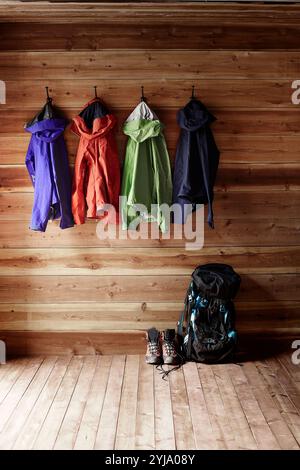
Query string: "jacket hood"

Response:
xmin=71 ymin=98 xmax=115 ymax=140
xmin=123 ymin=118 xmax=163 ymax=143
xmin=79 ymin=98 xmax=109 ymax=129
xmin=126 ymin=101 xmax=158 ymax=123
xmin=25 ymin=118 xmax=67 ymax=142
xmin=25 ymin=101 xmax=63 ymax=129
xmin=177 ymin=99 xmax=216 ymax=131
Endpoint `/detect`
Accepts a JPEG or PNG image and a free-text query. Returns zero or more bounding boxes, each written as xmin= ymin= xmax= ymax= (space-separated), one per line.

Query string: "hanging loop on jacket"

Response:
xmin=45 ymin=86 xmax=52 ymax=104
xmin=190 ymin=85 xmax=195 ymax=100
xmin=94 ymin=86 xmax=98 ymax=99
xmin=140 ymin=86 xmax=146 ymax=102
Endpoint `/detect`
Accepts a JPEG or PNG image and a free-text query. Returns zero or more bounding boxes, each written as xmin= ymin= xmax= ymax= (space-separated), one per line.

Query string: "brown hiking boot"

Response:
xmin=161 ymin=329 xmax=180 ymax=365
xmin=145 ymin=327 xmax=162 ymax=365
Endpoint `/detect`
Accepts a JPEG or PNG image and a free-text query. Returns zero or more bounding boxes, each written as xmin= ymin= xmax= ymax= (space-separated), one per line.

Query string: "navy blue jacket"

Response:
xmin=172 ymin=99 xmax=220 ymax=228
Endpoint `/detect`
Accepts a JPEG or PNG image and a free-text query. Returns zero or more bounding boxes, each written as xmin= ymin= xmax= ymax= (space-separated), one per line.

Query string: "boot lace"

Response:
xmin=149 ymin=341 xmax=159 ymax=354
xmin=164 ymin=340 xmax=176 ymax=356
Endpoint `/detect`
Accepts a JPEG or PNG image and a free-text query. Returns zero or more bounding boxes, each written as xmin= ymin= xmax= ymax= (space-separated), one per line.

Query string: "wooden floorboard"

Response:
xmin=255 ymin=360 xmax=300 ymax=446
xmin=183 ymin=362 xmax=216 ymax=450
xmin=54 ymin=356 xmax=97 ymax=450
xmin=242 ymin=361 xmax=299 ymax=450
xmin=94 ymin=355 xmax=125 ymax=450
xmin=13 ymin=356 xmax=72 ymax=450
xmin=134 ymin=356 xmax=155 ymax=450
xmin=74 ymin=356 xmax=112 ymax=450
xmin=115 ymin=355 xmax=139 ymax=450
xmin=169 ymin=366 xmax=196 ymax=450
xmin=212 ymin=364 xmax=258 ymax=450
xmin=0 ymin=354 xmax=299 ymax=450
xmin=278 ymin=353 xmax=300 ymax=388
xmin=0 ymin=357 xmax=43 ymax=434
xmin=227 ymin=363 xmax=281 ymax=449
xmin=154 ymin=361 xmax=175 ymax=450
xmin=33 ymin=356 xmax=84 ymax=450
xmin=0 ymin=356 xmax=57 ymax=450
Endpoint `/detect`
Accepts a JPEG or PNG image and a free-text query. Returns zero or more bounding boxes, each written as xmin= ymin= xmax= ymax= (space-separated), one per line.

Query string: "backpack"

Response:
xmin=177 ymin=263 xmax=241 ymax=363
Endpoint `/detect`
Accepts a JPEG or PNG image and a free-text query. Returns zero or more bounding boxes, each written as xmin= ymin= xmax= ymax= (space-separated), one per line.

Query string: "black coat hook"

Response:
xmin=94 ymin=86 xmax=98 ymax=99
xmin=190 ymin=85 xmax=196 ymax=100
xmin=45 ymin=86 xmax=52 ymax=103
xmin=140 ymin=86 xmax=146 ymax=102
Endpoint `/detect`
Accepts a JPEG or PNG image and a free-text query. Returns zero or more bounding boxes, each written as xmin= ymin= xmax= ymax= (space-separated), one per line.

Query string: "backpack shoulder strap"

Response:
xmin=177 ymin=280 xmax=195 ymax=337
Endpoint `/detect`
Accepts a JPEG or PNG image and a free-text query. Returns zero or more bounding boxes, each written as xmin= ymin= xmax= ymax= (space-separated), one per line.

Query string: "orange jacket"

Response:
xmin=71 ymin=99 xmax=120 ymax=224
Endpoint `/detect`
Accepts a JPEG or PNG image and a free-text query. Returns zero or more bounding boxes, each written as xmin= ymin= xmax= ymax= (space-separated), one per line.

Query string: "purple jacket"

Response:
xmin=25 ymin=118 xmax=74 ymax=232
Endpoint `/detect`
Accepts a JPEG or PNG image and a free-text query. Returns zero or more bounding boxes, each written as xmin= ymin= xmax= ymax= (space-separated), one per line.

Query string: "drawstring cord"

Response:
xmin=155 ymin=348 xmax=185 ymax=381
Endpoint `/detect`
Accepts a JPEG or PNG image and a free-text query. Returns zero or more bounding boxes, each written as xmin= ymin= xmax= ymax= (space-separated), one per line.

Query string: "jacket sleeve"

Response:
xmin=72 ymin=153 xmax=87 ymax=225
xmin=25 ymin=138 xmax=36 ymax=187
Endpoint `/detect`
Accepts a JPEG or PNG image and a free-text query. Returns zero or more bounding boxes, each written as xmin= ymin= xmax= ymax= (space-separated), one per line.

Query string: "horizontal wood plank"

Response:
xmin=1 ymin=191 xmax=299 ymax=220
xmin=1 ymin=164 xmax=299 ymax=192
xmin=0 ymin=301 xmax=298 ymax=333
xmin=0 ymin=274 xmax=299 ymax=303
xmin=2 ymin=3 xmax=300 ymax=25
xmin=1 ymin=23 xmax=300 ymax=51
xmin=1 ymin=218 xmax=299 ymax=248
xmin=1 ymin=109 xmax=299 ymax=135
xmin=0 ymin=80 xmax=296 ymax=109
xmin=2 ymin=133 xmax=300 ymax=165
xmin=0 ymin=331 xmax=295 ymax=358
xmin=0 ymin=246 xmax=299 ymax=276
xmin=1 ymin=51 xmax=300 ymax=79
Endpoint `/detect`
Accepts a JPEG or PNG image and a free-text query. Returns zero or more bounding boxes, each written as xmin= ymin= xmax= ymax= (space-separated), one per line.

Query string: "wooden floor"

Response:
xmin=0 ymin=353 xmax=299 ymax=450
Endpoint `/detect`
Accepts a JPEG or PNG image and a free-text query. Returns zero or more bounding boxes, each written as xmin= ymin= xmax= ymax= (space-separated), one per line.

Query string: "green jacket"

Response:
xmin=121 ymin=111 xmax=172 ymax=233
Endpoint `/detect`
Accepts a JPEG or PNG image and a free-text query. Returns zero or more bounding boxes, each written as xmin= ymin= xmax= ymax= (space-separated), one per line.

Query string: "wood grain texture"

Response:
xmin=1 ymin=219 xmax=299 ymax=248
xmin=135 ymin=358 xmax=155 ymax=450
xmin=115 ymin=355 xmax=139 ymax=450
xmin=2 ymin=3 xmax=300 ymax=25
xmin=2 ymin=133 xmax=300 ymax=165
xmin=0 ymin=79 xmax=296 ymax=109
xmin=1 ymin=51 xmax=300 ymax=79
xmin=0 ymin=301 xmax=298 ymax=334
xmin=212 ymin=364 xmax=258 ymax=450
xmin=1 ymin=23 xmax=300 ymax=51
xmin=1 ymin=354 xmax=299 ymax=450
xmin=13 ymin=356 xmax=72 ymax=450
xmin=2 ymin=164 xmax=300 ymax=192
xmin=254 ymin=360 xmax=300 ymax=445
xmin=33 ymin=356 xmax=84 ymax=449
xmin=0 ymin=11 xmax=299 ymax=347
xmin=183 ymin=361 xmax=217 ymax=449
xmin=94 ymin=355 xmax=125 ymax=450
xmin=169 ymin=367 xmax=196 ymax=450
xmin=0 ymin=331 xmax=297 ymax=357
xmin=2 ymin=109 xmax=300 ymax=135
xmin=0 ymin=274 xmax=299 ymax=303
xmin=0 ymin=356 xmax=57 ymax=450
xmin=242 ymin=361 xmax=299 ymax=450
xmin=0 ymin=356 xmax=43 ymax=433
xmin=227 ymin=363 xmax=281 ymax=449
xmin=0 ymin=246 xmax=299 ymax=276
xmin=74 ymin=355 xmax=112 ymax=450
xmin=53 ymin=356 xmax=97 ymax=450
xmin=154 ymin=362 xmax=175 ymax=450
xmin=1 ymin=191 xmax=300 ymax=220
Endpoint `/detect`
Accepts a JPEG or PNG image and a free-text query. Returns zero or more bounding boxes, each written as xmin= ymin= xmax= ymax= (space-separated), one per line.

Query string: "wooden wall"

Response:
xmin=0 ymin=3 xmax=299 ymax=355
